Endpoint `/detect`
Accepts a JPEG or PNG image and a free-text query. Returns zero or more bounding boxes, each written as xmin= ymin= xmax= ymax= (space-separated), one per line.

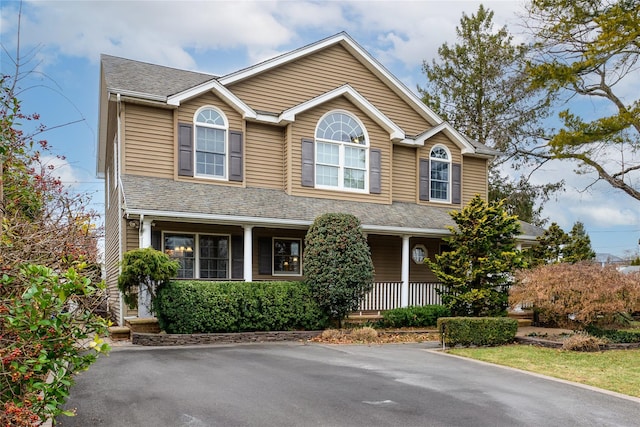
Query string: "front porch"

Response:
xmin=357 ymin=281 xmax=446 ymax=312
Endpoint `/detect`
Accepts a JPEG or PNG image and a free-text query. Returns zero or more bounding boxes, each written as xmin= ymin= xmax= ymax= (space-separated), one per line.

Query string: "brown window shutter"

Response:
xmin=178 ymin=123 xmax=194 ymax=177
xmin=369 ymin=149 xmax=381 ymax=194
xmin=229 ymin=130 xmax=243 ymax=182
xmin=231 ymin=235 xmax=244 ymax=279
xmin=419 ymin=158 xmax=430 ymax=201
xmin=258 ymin=237 xmax=272 ymax=275
xmin=301 ymin=138 xmax=314 ymax=187
xmin=452 ymin=163 xmax=461 ymax=204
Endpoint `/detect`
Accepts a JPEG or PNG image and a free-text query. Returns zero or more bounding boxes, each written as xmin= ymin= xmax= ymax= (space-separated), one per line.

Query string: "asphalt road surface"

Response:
xmin=57 ymin=342 xmax=640 ymax=426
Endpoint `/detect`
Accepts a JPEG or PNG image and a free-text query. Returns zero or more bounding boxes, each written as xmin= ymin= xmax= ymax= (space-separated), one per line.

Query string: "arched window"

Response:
xmin=430 ymin=145 xmax=451 ymax=201
xmin=194 ymin=107 xmax=228 ymax=179
xmin=315 ymin=111 xmax=368 ymax=191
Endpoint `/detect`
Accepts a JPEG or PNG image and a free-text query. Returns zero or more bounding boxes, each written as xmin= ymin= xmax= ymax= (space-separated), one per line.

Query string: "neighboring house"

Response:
xmin=97 ymin=32 xmax=541 ymax=325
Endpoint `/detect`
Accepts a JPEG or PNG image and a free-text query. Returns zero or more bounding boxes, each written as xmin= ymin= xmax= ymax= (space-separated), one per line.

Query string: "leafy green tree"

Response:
xmin=427 ymin=195 xmax=525 ymax=316
xmin=564 ymin=221 xmax=596 ymax=263
xmin=303 ymin=213 xmax=374 ymax=326
xmin=118 ymin=247 xmax=180 ymax=314
xmin=419 ymin=4 xmax=559 ymax=225
xmin=525 ymin=0 xmax=640 ymax=200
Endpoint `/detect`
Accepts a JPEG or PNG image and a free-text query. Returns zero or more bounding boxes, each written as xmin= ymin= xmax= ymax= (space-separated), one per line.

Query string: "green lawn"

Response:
xmin=448 ymin=345 xmax=640 ymax=398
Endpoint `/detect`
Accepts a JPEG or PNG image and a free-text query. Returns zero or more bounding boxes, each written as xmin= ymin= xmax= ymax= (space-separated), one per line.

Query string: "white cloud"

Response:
xmin=40 ymin=155 xmax=79 ymax=184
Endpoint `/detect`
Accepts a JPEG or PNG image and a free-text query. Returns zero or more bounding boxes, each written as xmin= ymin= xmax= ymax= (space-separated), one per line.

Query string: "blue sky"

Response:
xmin=1 ymin=0 xmax=639 ymax=258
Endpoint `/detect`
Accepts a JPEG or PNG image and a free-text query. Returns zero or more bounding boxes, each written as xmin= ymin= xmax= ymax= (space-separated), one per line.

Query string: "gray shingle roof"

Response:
xmin=101 ymin=54 xmax=215 ymax=98
xmin=122 ymin=175 xmax=543 ymax=239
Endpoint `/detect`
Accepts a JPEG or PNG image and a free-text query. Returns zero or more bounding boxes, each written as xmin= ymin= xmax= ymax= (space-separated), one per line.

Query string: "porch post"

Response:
xmin=401 ymin=235 xmax=410 ymax=307
xmin=138 ymin=216 xmax=153 ymax=318
xmin=243 ymin=225 xmax=253 ymax=282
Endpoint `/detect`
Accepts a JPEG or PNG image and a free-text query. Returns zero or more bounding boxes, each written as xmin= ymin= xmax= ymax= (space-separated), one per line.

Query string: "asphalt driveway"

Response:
xmin=58 ymin=342 xmax=639 ymax=426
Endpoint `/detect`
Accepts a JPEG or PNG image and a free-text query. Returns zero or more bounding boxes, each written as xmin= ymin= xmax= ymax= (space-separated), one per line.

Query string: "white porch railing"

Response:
xmin=358 ymin=282 xmax=402 ymax=311
xmin=408 ymin=282 xmax=446 ymax=306
xmin=358 ymin=282 xmax=445 ymax=312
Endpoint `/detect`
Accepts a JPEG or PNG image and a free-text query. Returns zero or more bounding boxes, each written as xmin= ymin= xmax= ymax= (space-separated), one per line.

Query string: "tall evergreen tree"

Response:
xmin=527 ymin=222 xmax=570 ymax=266
xmin=564 ymin=221 xmax=596 ymax=263
xmin=527 ymin=221 xmax=595 ymax=265
xmin=427 ymin=195 xmax=525 ymax=316
xmin=419 ymin=5 xmax=560 ymax=225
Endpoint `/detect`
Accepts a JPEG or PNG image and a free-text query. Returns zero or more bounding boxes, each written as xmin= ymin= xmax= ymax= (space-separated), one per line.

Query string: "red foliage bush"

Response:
xmin=510 ymin=263 xmax=640 ymax=328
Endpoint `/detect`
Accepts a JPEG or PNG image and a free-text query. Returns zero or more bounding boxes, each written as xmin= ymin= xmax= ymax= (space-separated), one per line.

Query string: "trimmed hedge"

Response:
xmin=437 ymin=317 xmax=518 ymax=347
xmin=585 ymin=326 xmax=640 ymax=343
xmin=381 ymin=305 xmax=450 ymax=328
xmin=154 ymin=281 xmax=328 ymax=334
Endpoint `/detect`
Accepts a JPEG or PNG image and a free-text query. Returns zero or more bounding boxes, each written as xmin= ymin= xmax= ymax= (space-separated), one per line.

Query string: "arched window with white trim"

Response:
xmin=430 ymin=145 xmax=451 ymax=201
xmin=314 ymin=111 xmax=368 ymax=191
xmin=194 ymin=106 xmax=228 ymax=179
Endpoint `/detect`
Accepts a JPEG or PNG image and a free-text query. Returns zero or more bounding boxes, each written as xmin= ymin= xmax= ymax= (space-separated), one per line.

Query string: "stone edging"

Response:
xmin=132 ymin=330 xmax=323 ymax=346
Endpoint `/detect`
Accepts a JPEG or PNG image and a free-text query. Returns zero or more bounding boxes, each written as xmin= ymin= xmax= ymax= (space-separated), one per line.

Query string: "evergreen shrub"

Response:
xmin=154 ymin=281 xmax=328 ymax=333
xmin=382 ymin=305 xmax=451 ymax=328
xmin=437 ymin=317 xmax=517 ymax=347
xmin=585 ymin=326 xmax=640 ymax=344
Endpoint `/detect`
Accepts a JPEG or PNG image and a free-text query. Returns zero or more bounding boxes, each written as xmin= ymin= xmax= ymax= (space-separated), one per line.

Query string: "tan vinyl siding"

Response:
xmin=285 ymin=124 xmax=292 ymax=194
xmin=368 ymin=236 xmax=401 ymax=282
xmin=245 ymin=122 xmax=285 ymax=190
xmin=177 ymin=92 xmax=243 ymax=131
xmin=228 ymin=44 xmax=431 ymax=135
xmin=125 ymin=225 xmax=139 ymax=252
xmin=409 ymin=238 xmax=440 ymax=283
xmin=392 ymin=145 xmax=416 ymax=202
xmin=419 ymin=134 xmax=462 ymax=164
xmin=369 ymin=236 xmax=441 ymax=283
xmin=462 ymin=156 xmax=488 ymax=204
xmin=290 ymin=97 xmax=392 ymax=203
xmin=123 ymin=103 xmax=174 ymax=178
xmin=104 ymin=109 xmax=121 ymax=323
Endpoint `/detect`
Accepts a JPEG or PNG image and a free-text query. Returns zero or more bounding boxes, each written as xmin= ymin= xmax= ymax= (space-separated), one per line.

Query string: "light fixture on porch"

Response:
xmin=411 ymin=244 xmax=427 ymax=264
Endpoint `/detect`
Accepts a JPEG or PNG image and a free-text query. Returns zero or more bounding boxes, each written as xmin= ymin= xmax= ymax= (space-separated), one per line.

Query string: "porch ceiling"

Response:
xmin=121 ymin=174 xmax=544 ymax=239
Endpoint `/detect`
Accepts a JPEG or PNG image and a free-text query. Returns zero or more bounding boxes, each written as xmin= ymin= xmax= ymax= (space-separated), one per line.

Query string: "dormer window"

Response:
xmin=430 ymin=145 xmax=451 ymax=202
xmin=194 ymin=107 xmax=228 ymax=179
xmin=314 ymin=111 xmax=369 ymax=192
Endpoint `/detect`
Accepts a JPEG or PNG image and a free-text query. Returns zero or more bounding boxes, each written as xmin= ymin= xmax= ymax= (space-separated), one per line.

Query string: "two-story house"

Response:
xmin=98 ymin=32 xmax=541 ymax=325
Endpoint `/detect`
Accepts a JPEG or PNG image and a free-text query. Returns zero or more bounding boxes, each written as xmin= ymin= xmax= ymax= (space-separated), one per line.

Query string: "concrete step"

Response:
xmin=517 ymin=319 xmax=533 ymax=327
xmin=108 ymin=326 xmax=131 ymax=341
xmin=126 ymin=317 xmax=161 ymax=334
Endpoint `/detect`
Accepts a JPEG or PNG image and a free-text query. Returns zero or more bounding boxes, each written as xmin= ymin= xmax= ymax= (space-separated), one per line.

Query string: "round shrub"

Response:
xmin=350 ymin=326 xmax=379 ymax=343
xmin=562 ymin=333 xmax=607 ymax=352
xmin=304 ymin=213 xmax=374 ymax=325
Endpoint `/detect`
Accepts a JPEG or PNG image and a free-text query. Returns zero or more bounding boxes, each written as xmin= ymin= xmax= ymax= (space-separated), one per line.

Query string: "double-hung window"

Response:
xmin=273 ymin=238 xmax=302 ymax=276
xmin=195 ymin=107 xmax=227 ymax=179
xmin=164 ymin=233 xmax=229 ymax=279
xmin=430 ymin=145 xmax=451 ymax=202
xmin=315 ymin=111 xmax=368 ymax=192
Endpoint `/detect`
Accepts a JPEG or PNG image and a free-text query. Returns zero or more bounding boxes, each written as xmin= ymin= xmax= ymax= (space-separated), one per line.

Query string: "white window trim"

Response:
xmin=314 ymin=110 xmax=369 ymax=194
xmin=429 ymin=144 xmax=452 ymax=204
xmin=162 ymin=231 xmax=231 ymax=279
xmin=272 ymin=237 xmax=303 ymax=277
xmin=193 ymin=105 xmax=229 ymax=181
